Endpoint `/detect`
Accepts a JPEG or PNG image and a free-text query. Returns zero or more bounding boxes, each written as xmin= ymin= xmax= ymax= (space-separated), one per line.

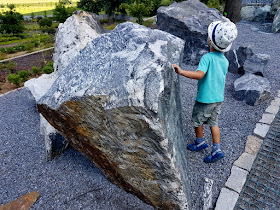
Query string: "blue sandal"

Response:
xmin=203 ymin=149 xmax=224 ymax=163
xmin=187 ymin=141 xmax=208 ymax=151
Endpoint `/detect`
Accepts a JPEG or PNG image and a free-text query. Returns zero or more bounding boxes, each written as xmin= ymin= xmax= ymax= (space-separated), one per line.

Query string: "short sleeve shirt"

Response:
xmin=196 ymin=51 xmax=229 ymax=103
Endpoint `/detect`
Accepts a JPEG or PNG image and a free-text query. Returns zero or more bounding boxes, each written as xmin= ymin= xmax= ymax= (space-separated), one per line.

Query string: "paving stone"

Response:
xmin=234 ymin=152 xmax=256 ymax=171
xmin=254 ymin=123 xmax=270 ymax=138
xmin=259 ymin=113 xmax=276 ymax=124
xmin=215 ymin=188 xmax=239 ymax=210
xmin=271 ymin=97 xmax=280 ymax=106
xmin=225 ymin=166 xmax=249 ymax=193
xmin=265 ymin=105 xmax=279 ymax=114
xmin=245 ymin=135 xmax=263 ymax=155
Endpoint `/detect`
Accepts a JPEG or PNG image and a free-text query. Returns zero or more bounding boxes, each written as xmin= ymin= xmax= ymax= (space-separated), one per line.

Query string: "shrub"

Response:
xmin=18 ymin=70 xmax=31 ymax=82
xmin=7 ymin=74 xmax=21 ymax=86
xmin=46 ymin=61 xmax=53 ymax=67
xmin=42 ymin=65 xmax=53 ymax=74
xmin=38 ymin=17 xmax=52 ymax=28
xmin=31 ymin=66 xmax=40 ymax=75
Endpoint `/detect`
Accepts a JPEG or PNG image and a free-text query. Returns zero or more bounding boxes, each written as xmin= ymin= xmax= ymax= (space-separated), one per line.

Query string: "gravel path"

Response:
xmin=0 ymin=21 xmax=279 ymax=209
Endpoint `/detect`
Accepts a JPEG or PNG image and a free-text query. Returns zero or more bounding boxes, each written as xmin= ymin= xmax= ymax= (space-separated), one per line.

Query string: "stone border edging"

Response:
xmin=0 ymin=47 xmax=54 ymax=63
xmin=214 ymin=90 xmax=280 ymax=210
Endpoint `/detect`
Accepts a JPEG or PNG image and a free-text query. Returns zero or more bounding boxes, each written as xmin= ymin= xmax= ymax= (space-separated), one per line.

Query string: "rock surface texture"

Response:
xmin=37 ymin=22 xmax=191 ymax=209
xmin=25 ymin=10 xmax=106 ymax=161
xmin=53 ymin=10 xmax=107 ymax=73
xmin=253 ymin=5 xmax=271 ymax=22
xmin=272 ymin=8 xmax=280 ymax=33
xmin=241 ymin=6 xmax=257 ymax=21
xmin=271 ymin=0 xmax=280 ymax=16
xmin=157 ymin=0 xmax=228 ymax=65
xmin=243 ymin=53 xmax=270 ymax=76
xmin=233 ymin=74 xmax=271 ymax=106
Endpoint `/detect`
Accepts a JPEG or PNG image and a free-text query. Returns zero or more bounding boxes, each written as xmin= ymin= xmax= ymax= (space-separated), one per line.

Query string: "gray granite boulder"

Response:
xmin=225 ymin=45 xmax=253 ymax=74
xmin=241 ymin=6 xmax=257 ymax=21
xmin=272 ymin=9 xmax=280 ymax=33
xmin=253 ymin=5 xmax=271 ymax=22
xmin=271 ymin=0 xmax=280 ymax=16
xmin=37 ymin=22 xmax=191 ymax=209
xmin=243 ymin=53 xmax=270 ymax=76
xmin=25 ymin=10 xmax=106 ymax=161
xmin=53 ymin=10 xmax=107 ymax=73
xmin=157 ymin=0 xmax=228 ymax=65
xmin=233 ymin=74 xmax=271 ymax=106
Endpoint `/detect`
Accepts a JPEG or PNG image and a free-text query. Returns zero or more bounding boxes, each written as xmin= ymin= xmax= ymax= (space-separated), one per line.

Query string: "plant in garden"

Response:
xmin=31 ymin=66 xmax=40 ymax=75
xmin=0 ymin=4 xmax=25 ymax=34
xmin=17 ymin=70 xmax=31 ymax=82
xmin=7 ymin=74 xmax=21 ymax=86
xmin=42 ymin=65 xmax=54 ymax=74
xmin=38 ymin=17 xmax=53 ymax=28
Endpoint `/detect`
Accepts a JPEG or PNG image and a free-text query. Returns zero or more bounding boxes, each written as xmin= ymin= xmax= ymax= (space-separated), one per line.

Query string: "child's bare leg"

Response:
xmin=187 ymin=125 xmax=208 ymax=151
xmin=210 ymin=126 xmax=220 ymax=144
xmin=195 ymin=125 xmax=204 ymax=138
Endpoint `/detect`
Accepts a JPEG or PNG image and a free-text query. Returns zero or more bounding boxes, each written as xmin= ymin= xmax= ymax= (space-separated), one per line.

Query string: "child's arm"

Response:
xmin=172 ymin=64 xmax=204 ymax=80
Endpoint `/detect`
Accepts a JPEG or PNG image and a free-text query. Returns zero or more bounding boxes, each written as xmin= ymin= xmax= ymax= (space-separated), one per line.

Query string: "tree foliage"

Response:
xmin=0 ymin=4 xmax=24 ymax=34
xmin=122 ymin=0 xmax=153 ymax=24
xmin=53 ymin=1 xmax=76 ymax=23
xmin=38 ymin=17 xmax=53 ymax=28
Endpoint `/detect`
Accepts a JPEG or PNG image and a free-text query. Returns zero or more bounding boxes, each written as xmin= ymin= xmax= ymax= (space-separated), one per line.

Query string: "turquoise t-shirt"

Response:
xmin=196 ymin=51 xmax=229 ymax=103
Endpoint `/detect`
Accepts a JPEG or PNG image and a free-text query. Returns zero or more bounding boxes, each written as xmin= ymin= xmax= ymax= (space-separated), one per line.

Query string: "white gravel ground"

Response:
xmin=0 ymin=20 xmax=279 ymax=209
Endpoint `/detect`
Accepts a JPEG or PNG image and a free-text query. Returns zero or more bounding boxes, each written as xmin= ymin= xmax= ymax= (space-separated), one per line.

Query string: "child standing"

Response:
xmin=172 ymin=21 xmax=238 ymax=163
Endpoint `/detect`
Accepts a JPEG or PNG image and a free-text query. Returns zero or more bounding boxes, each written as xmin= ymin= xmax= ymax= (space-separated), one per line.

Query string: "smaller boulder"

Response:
xmin=271 ymin=0 xmax=280 ymax=16
xmin=253 ymin=5 xmax=271 ymax=22
xmin=233 ymin=74 xmax=271 ymax=106
xmin=243 ymin=53 xmax=270 ymax=76
xmin=241 ymin=6 xmax=257 ymax=21
xmin=272 ymin=8 xmax=280 ymax=33
xmin=225 ymin=45 xmax=253 ymax=74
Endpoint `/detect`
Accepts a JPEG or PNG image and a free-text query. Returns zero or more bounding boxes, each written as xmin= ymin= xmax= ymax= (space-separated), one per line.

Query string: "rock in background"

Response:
xmin=272 ymin=8 xmax=280 ymax=32
xmin=241 ymin=6 xmax=257 ymax=21
xmin=53 ymin=10 xmax=107 ymax=73
xmin=37 ymin=22 xmax=191 ymax=209
xmin=233 ymin=74 xmax=271 ymax=106
xmin=243 ymin=53 xmax=270 ymax=76
xmin=271 ymin=0 xmax=280 ymax=16
xmin=157 ymin=0 xmax=228 ymax=65
xmin=25 ymin=10 xmax=106 ymax=161
xmin=254 ymin=5 xmax=271 ymax=22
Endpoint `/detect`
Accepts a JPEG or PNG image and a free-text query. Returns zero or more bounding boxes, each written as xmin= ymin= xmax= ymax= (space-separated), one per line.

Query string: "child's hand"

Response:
xmin=172 ymin=64 xmax=181 ymax=75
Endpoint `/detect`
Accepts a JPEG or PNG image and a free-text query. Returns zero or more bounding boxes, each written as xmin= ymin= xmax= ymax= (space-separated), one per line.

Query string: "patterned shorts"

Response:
xmin=191 ymin=101 xmax=223 ymax=127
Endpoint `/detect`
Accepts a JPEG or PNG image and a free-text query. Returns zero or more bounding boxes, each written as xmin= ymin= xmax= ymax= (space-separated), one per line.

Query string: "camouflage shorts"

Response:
xmin=191 ymin=101 xmax=223 ymax=127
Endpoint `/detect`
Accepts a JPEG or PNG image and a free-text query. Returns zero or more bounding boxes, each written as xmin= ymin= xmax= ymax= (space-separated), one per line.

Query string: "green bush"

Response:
xmin=46 ymin=61 xmax=53 ymax=67
xmin=38 ymin=17 xmax=53 ymax=28
xmin=42 ymin=65 xmax=53 ymax=74
xmin=7 ymin=74 xmax=21 ymax=86
xmin=41 ymin=27 xmax=56 ymax=34
xmin=31 ymin=66 xmax=40 ymax=75
xmin=18 ymin=70 xmax=31 ymax=82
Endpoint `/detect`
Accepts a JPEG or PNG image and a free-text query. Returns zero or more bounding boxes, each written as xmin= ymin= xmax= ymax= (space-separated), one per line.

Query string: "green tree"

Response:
xmin=53 ymin=1 xmax=76 ymax=23
xmin=0 ymin=4 xmax=24 ymax=34
xmin=123 ymin=0 xmax=153 ymax=24
xmin=78 ymin=0 xmax=126 ymax=21
xmin=38 ymin=17 xmax=53 ymax=28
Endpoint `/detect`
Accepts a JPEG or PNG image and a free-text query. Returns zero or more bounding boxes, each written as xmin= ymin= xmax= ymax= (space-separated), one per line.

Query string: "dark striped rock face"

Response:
xmin=157 ymin=0 xmax=228 ymax=65
xmin=37 ymin=22 xmax=191 ymax=209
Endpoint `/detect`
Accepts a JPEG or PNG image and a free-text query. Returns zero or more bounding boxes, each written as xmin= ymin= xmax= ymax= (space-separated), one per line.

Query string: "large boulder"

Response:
xmin=272 ymin=8 xmax=280 ymax=33
xmin=157 ymin=0 xmax=228 ymax=65
xmin=271 ymin=0 xmax=280 ymax=16
xmin=241 ymin=6 xmax=257 ymax=21
xmin=25 ymin=10 xmax=106 ymax=161
xmin=253 ymin=5 xmax=271 ymax=22
xmin=233 ymin=74 xmax=271 ymax=106
xmin=53 ymin=10 xmax=107 ymax=73
xmin=37 ymin=22 xmax=191 ymax=209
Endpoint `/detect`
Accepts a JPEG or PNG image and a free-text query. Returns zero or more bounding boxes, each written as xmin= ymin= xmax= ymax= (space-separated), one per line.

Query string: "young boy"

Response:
xmin=172 ymin=21 xmax=238 ymax=163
